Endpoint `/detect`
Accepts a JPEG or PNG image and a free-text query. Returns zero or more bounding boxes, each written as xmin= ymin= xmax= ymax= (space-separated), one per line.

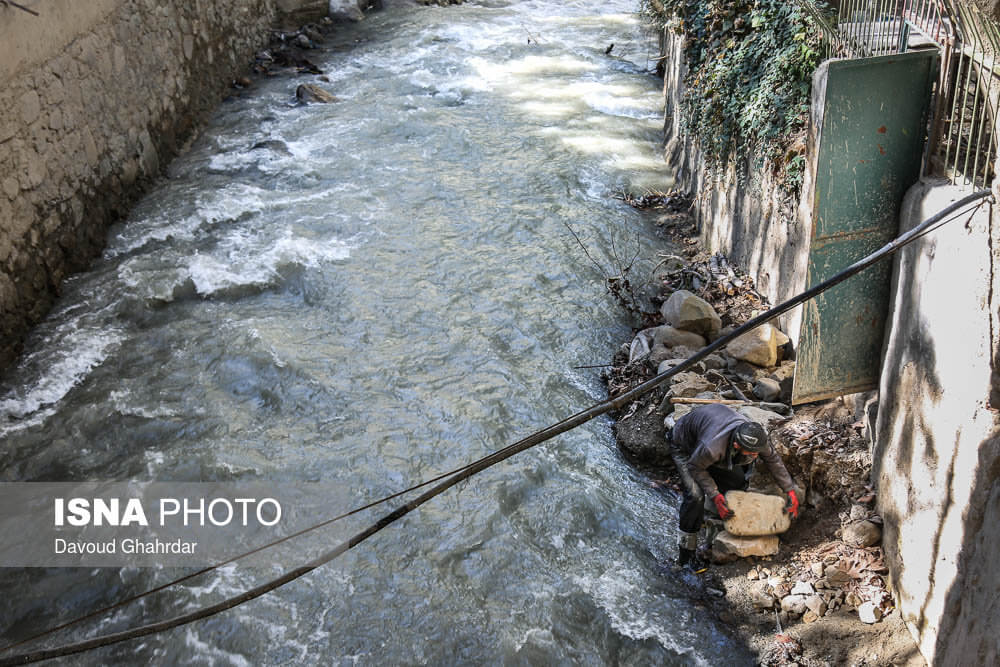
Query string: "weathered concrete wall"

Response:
xmin=874 ymin=180 xmax=1000 ymax=666
xmin=660 ymin=30 xmax=812 ymax=344
xmin=0 ymin=0 xmax=282 ymax=369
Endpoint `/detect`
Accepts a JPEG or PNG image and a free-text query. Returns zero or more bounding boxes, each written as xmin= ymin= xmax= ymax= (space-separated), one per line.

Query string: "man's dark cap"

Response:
xmin=733 ymin=421 xmax=768 ymax=452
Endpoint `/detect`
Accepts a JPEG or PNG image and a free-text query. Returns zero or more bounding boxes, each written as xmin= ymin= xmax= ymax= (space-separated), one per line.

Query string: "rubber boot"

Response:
xmin=677 ymin=531 xmax=705 ymax=570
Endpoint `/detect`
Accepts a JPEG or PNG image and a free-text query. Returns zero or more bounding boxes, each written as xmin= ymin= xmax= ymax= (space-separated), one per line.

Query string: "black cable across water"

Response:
xmin=0 ymin=189 xmax=989 ymax=665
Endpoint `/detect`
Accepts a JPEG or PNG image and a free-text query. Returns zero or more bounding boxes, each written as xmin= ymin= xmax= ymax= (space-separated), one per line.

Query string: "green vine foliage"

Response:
xmin=642 ymin=0 xmax=827 ymax=187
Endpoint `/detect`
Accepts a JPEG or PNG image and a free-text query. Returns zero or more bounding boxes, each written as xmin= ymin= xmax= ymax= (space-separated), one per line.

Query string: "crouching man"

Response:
xmin=668 ymin=404 xmax=801 ymax=568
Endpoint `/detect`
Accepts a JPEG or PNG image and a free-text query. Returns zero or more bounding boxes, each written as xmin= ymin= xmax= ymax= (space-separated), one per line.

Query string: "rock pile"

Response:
xmin=745 ymin=502 xmax=891 ymax=626
xmin=608 ymin=286 xmax=796 ymax=465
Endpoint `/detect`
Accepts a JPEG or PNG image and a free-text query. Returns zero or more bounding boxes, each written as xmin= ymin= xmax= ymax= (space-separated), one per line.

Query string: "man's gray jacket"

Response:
xmin=671 ymin=404 xmax=795 ymax=498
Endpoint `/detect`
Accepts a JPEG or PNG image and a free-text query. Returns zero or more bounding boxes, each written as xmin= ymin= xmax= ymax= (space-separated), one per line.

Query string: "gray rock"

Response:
xmin=670 ymin=345 xmax=698 ymax=360
xmin=712 ymin=531 xmax=779 ymax=558
xmin=729 ymin=358 xmax=767 ymax=382
xmin=805 ymin=594 xmax=828 ymax=617
xmin=652 ymin=325 xmax=707 ymax=350
xmin=751 ymin=582 xmax=776 ymax=609
xmin=296 ymin=83 xmax=339 ymax=103
xmin=767 ymin=361 xmax=796 ymax=402
xmin=671 ymin=404 xmax=694 ymax=421
xmin=660 ymin=290 xmax=722 ymax=338
xmin=328 ymin=0 xmax=365 ymax=21
xmin=753 ymin=378 xmax=781 ymax=402
xmin=726 ymin=324 xmax=778 ymax=367
xmin=250 ymin=140 xmax=292 ymax=155
xmin=825 ymin=564 xmax=853 ymax=587
xmin=843 ymin=520 xmax=882 ymax=547
xmin=669 ymin=372 xmax=715 ymax=398
xmin=657 ymin=359 xmax=705 ymax=375
xmin=780 ymin=594 xmax=808 ymax=615
xmin=702 ymin=353 xmax=727 ymax=370
xmin=737 ymin=406 xmax=787 ymax=429
xmin=294 ymin=33 xmax=314 ymax=49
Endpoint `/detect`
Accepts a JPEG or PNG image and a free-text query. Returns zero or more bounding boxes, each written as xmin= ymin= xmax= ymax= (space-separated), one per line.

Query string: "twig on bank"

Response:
xmin=562 ymin=221 xmax=609 ymax=280
xmin=1 ymin=1 xmax=39 ymax=16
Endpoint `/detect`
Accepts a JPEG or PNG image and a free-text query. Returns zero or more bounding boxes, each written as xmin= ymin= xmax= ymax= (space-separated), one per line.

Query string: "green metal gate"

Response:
xmin=791 ymin=51 xmax=939 ymax=404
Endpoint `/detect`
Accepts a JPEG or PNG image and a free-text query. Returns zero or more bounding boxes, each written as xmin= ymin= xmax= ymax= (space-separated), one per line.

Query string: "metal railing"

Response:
xmin=797 ymin=1 xmax=1000 ymax=188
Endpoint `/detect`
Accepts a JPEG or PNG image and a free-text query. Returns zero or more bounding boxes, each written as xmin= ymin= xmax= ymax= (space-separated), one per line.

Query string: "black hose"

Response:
xmin=0 ymin=188 xmax=989 ymax=665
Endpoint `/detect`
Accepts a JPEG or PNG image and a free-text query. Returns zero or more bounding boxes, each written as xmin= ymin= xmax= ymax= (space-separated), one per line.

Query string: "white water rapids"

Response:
xmin=0 ymin=1 xmax=754 ymax=664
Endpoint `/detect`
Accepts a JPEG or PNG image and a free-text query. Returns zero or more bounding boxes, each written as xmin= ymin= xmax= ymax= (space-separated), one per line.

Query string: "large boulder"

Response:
xmin=712 ymin=531 xmax=779 ymax=559
xmin=660 ymin=290 xmax=721 ymax=339
xmin=726 ymin=323 xmax=780 ymax=367
xmin=723 ymin=490 xmax=791 ymax=536
xmin=652 ymin=325 xmax=707 ymax=350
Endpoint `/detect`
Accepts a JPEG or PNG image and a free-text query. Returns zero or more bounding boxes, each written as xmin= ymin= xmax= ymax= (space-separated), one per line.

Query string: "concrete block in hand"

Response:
xmin=722 ymin=490 xmax=791 ymax=536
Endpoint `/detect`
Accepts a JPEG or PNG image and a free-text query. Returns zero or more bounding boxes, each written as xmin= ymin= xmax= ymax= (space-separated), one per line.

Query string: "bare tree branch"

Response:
xmin=562 ymin=220 xmax=608 ymax=280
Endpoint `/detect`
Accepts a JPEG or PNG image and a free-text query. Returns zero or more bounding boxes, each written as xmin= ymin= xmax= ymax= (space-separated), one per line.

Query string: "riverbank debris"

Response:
xmin=602 ymin=216 xmax=919 ymax=661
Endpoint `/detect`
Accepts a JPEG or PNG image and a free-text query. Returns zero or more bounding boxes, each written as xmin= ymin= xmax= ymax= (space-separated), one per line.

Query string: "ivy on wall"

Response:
xmin=642 ymin=0 xmax=827 ymax=188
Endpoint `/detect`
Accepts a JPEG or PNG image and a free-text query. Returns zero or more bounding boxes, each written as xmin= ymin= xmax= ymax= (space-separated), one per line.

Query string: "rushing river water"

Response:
xmin=0 ymin=1 xmax=754 ymax=664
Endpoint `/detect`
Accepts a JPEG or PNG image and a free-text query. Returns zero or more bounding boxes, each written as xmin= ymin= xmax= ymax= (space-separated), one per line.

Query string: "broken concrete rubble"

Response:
xmin=606 ymin=237 xmax=909 ymax=663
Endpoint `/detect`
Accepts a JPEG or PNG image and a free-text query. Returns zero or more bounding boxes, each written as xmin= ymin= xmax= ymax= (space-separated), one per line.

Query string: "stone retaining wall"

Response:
xmin=660 ymin=30 xmax=812 ymax=345
xmin=0 ymin=0 xmax=281 ymax=369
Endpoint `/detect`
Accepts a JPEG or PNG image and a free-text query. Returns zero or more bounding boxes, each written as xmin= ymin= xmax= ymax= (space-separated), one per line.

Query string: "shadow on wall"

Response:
xmin=874 ymin=181 xmax=1000 ymax=664
xmin=873 ymin=273 xmax=943 ymax=634
xmin=933 ymin=431 xmax=1000 ymax=665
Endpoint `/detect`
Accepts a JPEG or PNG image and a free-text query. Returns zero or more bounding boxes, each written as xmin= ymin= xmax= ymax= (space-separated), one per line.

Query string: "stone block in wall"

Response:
xmin=0 ymin=0 xmax=283 ymax=370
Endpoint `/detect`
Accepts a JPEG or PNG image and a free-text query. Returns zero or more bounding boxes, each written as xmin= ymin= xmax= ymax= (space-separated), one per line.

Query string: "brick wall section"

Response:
xmin=0 ymin=0 xmax=280 ymax=369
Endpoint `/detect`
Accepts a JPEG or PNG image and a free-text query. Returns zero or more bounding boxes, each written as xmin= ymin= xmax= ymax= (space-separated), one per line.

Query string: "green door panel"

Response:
xmin=792 ymin=50 xmax=939 ymax=404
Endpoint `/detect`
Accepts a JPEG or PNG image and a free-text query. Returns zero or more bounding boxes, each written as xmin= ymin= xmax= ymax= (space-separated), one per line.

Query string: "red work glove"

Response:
xmin=784 ymin=489 xmax=800 ymax=518
xmin=713 ymin=493 xmax=734 ymax=520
